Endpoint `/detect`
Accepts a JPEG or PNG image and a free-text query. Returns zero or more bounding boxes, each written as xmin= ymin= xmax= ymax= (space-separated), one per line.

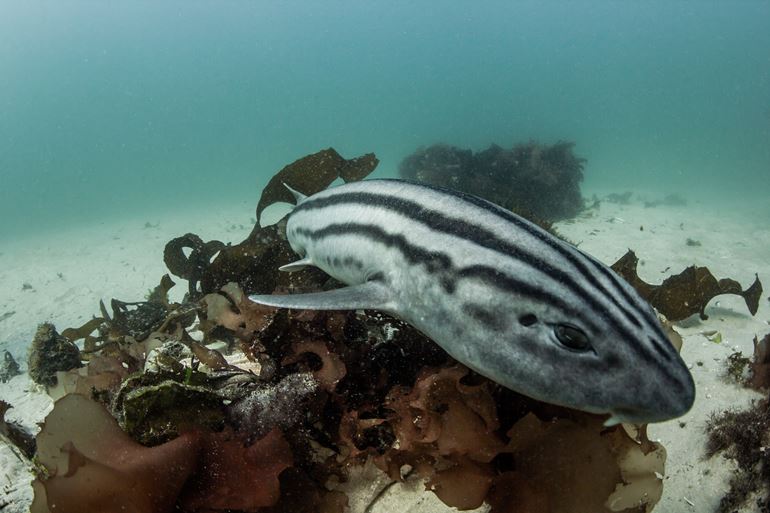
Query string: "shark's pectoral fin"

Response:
xmin=249 ymin=281 xmax=395 ymax=311
xmin=278 ymin=257 xmax=315 ymax=272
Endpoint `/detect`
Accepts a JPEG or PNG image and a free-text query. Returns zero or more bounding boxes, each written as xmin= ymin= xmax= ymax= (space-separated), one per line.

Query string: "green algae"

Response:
xmin=120 ymin=379 xmax=226 ymax=445
xmin=725 ymin=351 xmax=751 ymax=384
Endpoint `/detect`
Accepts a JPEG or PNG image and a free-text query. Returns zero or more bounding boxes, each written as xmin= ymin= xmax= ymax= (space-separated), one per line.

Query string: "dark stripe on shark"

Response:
xmin=575 ymin=253 xmax=678 ymax=361
xmin=325 ymin=255 xmax=366 ymax=272
xmin=647 ymin=335 xmax=677 ymax=361
xmin=455 ymin=264 xmax=662 ymax=368
xmin=294 ymin=186 xmax=676 ymax=361
xmin=580 ymin=252 xmax=664 ymax=336
xmin=294 ymin=188 xmax=649 ymax=338
xmin=410 ymin=182 xmax=658 ymax=333
xmin=394 ymin=180 xmax=654 ymax=320
xmin=571 ymin=262 xmax=677 ymax=361
xmin=294 ymin=223 xmax=584 ymax=314
xmin=293 ymin=223 xmax=660 ymax=360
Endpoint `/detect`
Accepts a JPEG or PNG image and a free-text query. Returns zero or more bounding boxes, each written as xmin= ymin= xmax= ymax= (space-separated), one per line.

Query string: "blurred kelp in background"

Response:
xmin=399 ymin=141 xmax=585 ymax=222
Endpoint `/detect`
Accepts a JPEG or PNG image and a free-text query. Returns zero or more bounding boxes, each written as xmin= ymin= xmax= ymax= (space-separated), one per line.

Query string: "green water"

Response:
xmin=1 ymin=1 xmax=769 ymax=238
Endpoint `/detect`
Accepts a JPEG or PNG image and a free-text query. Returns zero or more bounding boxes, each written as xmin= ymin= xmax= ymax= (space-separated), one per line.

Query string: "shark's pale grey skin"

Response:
xmin=249 ymin=179 xmax=695 ymax=425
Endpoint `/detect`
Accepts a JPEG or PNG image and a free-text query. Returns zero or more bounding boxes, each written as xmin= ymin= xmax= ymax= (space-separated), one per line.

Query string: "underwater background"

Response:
xmin=3 ymin=3 xmax=770 ymax=512
xmin=1 ymin=0 xmax=769 ymax=239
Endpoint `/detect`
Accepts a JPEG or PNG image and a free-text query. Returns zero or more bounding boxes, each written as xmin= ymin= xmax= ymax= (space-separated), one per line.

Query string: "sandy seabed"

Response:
xmin=1 ymin=192 xmax=768 ymax=513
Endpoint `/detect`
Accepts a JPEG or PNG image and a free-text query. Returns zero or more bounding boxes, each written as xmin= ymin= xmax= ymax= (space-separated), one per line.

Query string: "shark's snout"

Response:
xmin=607 ymin=364 xmax=696 ymax=426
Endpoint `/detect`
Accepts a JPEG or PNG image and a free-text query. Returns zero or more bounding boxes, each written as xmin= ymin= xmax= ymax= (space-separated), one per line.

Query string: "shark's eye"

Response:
xmin=554 ymin=324 xmax=591 ymax=352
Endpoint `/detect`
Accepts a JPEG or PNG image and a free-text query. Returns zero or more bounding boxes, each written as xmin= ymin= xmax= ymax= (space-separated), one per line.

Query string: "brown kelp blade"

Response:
xmin=255 ymin=148 xmax=378 ymax=225
xmin=161 ymin=148 xmax=379 ymax=297
xmin=741 ymin=277 xmax=763 ymax=315
xmin=611 ymin=250 xmax=763 ymax=321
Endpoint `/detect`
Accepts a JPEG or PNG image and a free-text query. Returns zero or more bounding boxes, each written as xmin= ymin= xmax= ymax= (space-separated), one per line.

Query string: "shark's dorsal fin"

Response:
xmin=283 ymin=183 xmax=308 ymax=204
xmin=249 ymin=281 xmax=394 ymax=311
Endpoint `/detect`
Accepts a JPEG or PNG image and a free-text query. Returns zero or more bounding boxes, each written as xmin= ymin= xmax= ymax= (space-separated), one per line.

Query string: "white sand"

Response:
xmin=1 ymin=193 xmax=768 ymax=512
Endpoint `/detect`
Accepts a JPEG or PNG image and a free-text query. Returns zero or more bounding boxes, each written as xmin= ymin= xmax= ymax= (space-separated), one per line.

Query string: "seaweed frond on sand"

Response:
xmin=749 ymin=334 xmax=770 ymax=390
xmin=611 ymin=249 xmax=763 ymax=321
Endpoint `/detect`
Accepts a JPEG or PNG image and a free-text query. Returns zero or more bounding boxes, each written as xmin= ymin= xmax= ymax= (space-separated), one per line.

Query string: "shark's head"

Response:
xmin=474 ymin=281 xmax=695 ymax=426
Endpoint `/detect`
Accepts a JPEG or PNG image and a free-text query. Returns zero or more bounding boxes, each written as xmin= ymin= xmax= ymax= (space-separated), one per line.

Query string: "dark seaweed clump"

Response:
xmin=707 ymin=333 xmax=770 ymax=512
xmin=725 ymin=351 xmax=752 ymax=384
xmin=1 ymin=350 xmax=21 ymax=383
xmin=0 ymin=400 xmax=35 ymax=459
xmin=27 ymin=323 xmax=82 ymax=387
xmin=398 ymin=141 xmax=585 ymax=222
xmin=706 ymin=399 xmax=770 ymax=512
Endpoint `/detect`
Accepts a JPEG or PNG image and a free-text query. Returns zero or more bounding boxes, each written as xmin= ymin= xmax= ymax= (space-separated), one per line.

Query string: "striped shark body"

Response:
xmin=249 ymin=179 xmax=695 ymax=425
